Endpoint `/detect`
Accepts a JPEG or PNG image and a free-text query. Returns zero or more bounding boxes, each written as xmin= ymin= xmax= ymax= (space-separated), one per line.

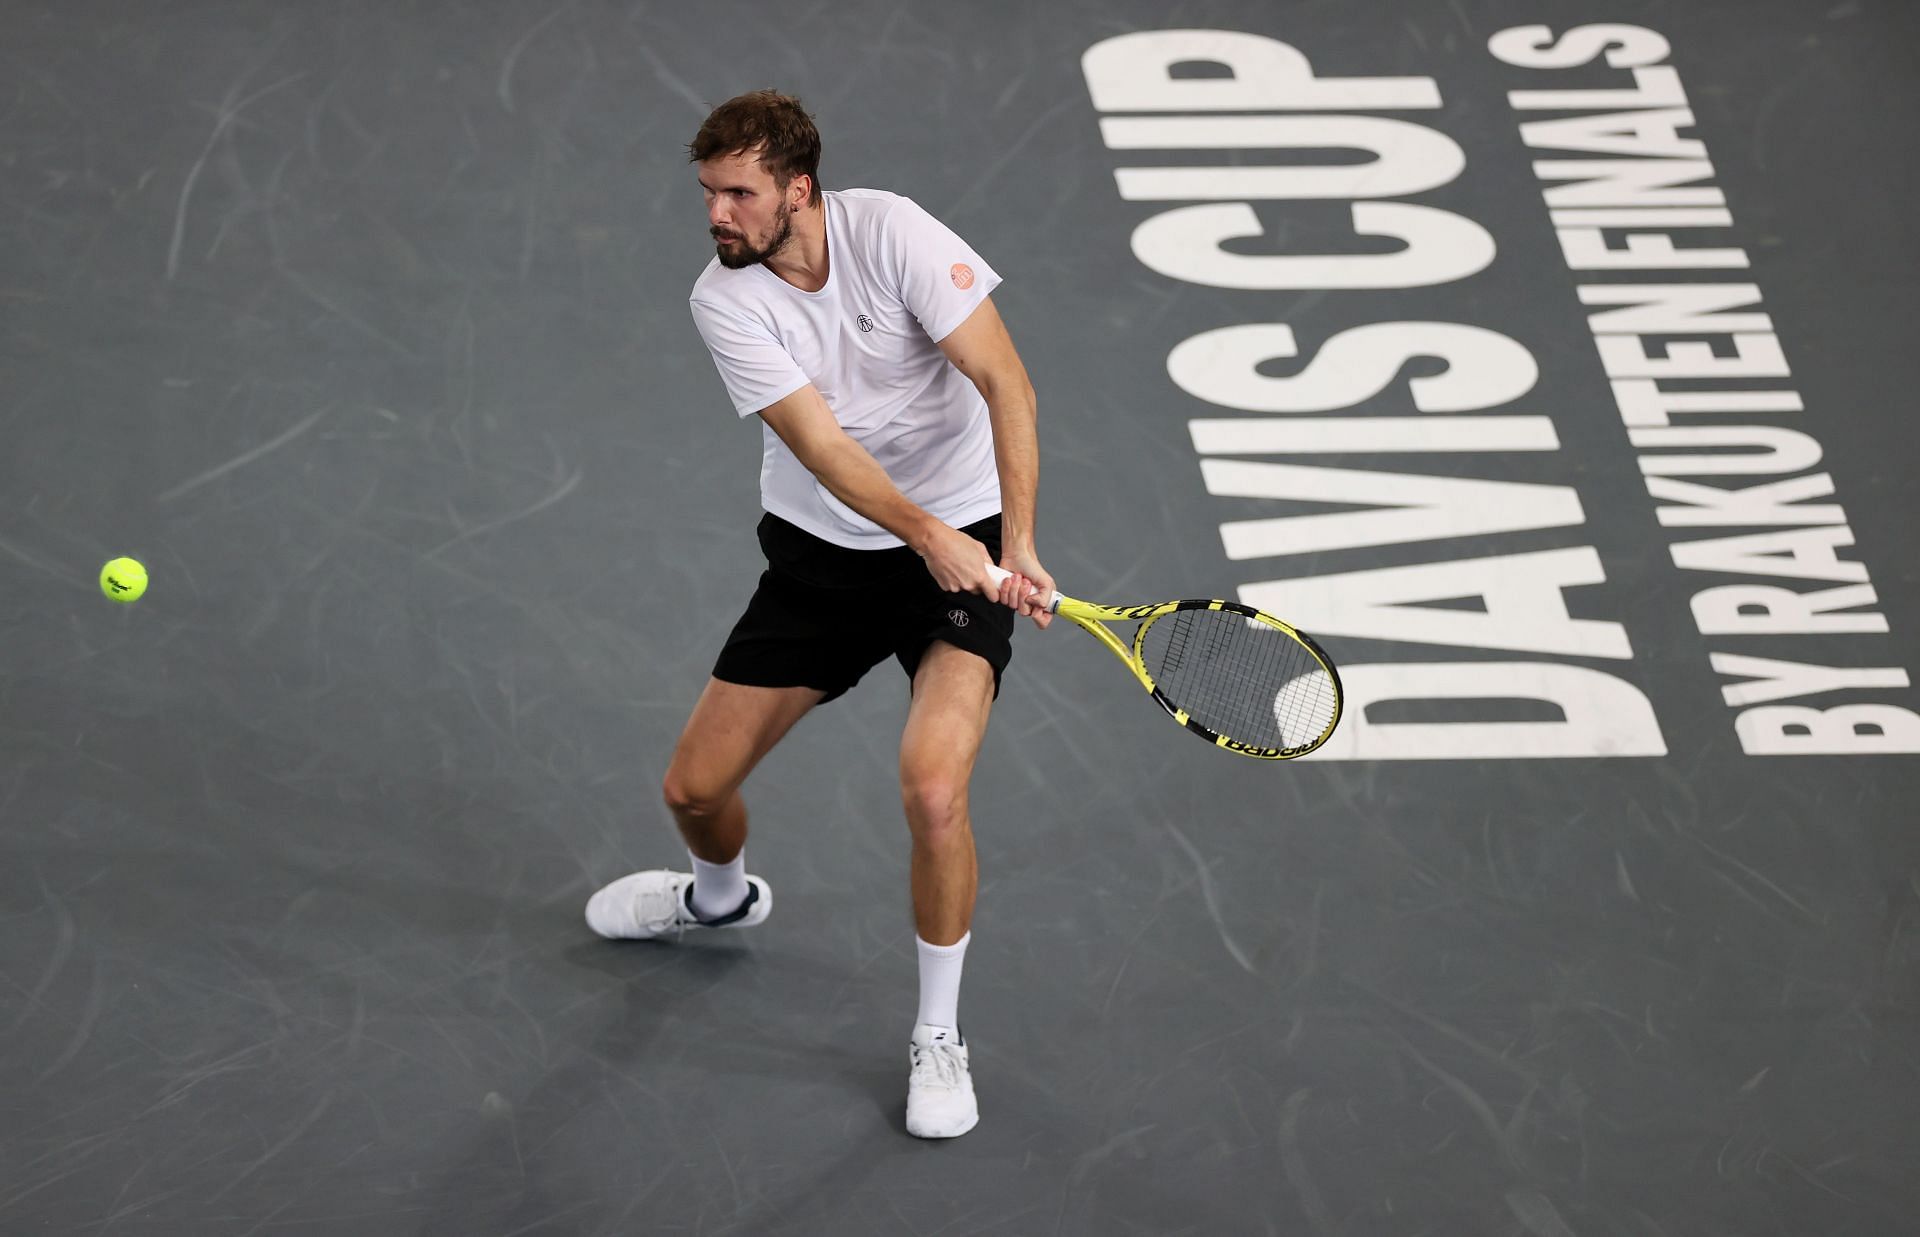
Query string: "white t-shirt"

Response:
xmin=688 ymin=189 xmax=1003 ymax=549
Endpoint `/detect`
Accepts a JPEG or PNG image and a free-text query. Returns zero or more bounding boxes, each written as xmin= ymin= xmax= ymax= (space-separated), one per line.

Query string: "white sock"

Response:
xmin=915 ymin=932 xmax=970 ymax=1032
xmin=688 ymin=850 xmax=748 ymax=921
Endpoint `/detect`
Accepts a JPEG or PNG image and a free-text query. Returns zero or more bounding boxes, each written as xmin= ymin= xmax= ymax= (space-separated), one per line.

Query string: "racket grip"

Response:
xmin=985 ymin=564 xmax=1062 ymax=613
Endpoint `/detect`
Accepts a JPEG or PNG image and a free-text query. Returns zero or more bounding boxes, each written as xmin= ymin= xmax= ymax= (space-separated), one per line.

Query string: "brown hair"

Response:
xmin=687 ymin=90 xmax=822 ymax=206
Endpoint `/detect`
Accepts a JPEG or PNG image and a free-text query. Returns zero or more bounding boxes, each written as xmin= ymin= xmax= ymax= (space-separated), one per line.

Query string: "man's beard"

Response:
xmin=714 ymin=201 xmax=793 ymax=270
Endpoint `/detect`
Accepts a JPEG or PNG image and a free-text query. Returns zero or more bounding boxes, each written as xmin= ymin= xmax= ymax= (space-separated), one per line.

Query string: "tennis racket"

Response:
xmin=988 ymin=566 xmax=1342 ymax=759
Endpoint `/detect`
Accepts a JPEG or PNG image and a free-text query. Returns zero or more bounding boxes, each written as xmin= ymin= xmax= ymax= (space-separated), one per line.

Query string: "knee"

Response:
xmin=662 ymin=768 xmax=727 ymax=821
xmin=901 ymin=774 xmax=968 ymax=845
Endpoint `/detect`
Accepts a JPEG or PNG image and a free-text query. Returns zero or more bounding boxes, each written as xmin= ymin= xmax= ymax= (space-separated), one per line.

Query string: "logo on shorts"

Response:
xmin=856 ymin=314 xmax=874 ymax=332
xmin=947 ymin=608 xmax=971 ymax=627
xmin=949 ymin=263 xmax=975 ymax=290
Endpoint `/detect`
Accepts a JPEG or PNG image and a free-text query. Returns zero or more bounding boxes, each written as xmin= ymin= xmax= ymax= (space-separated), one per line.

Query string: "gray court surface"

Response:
xmin=5 ymin=2 xmax=1918 ymax=1234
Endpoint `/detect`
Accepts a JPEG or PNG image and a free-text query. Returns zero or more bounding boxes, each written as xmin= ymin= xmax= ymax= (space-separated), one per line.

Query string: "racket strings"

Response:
xmin=1140 ymin=609 xmax=1336 ymax=749
xmin=1159 ymin=613 xmax=1193 ymax=677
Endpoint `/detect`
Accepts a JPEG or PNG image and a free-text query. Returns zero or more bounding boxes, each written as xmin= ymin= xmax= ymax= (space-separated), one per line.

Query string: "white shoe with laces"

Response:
xmin=905 ymin=1023 xmax=978 ymax=1139
xmin=584 ymin=869 xmax=771 ymax=941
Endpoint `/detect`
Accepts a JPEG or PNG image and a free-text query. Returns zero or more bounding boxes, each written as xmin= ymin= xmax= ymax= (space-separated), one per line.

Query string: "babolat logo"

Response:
xmin=856 ymin=314 xmax=874 ymax=333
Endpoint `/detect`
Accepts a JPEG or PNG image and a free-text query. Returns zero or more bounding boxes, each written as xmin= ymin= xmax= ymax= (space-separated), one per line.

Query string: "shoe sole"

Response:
xmin=906 ymin=1110 xmax=979 ymax=1139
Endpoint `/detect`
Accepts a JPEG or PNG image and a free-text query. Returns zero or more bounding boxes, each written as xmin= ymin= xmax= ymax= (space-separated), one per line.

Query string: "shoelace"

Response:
xmin=910 ymin=1041 xmax=964 ymax=1090
xmin=635 ymin=882 xmax=694 ymax=940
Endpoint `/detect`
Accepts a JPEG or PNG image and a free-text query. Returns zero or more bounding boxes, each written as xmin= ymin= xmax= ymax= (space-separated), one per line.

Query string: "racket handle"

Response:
xmin=985 ymin=564 xmax=1062 ymax=613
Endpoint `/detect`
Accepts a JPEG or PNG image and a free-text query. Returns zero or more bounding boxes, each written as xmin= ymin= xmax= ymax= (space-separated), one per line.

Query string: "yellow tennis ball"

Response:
xmin=100 ymin=557 xmax=147 ymax=603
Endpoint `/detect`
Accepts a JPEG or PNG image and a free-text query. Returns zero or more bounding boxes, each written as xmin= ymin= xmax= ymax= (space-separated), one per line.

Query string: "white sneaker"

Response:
xmin=905 ymin=1024 xmax=978 ymax=1139
xmin=584 ymin=869 xmax=771 ymax=941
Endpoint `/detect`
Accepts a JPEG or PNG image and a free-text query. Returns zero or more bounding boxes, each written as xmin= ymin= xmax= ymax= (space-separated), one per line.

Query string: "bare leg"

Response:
xmin=899 ymin=643 xmax=996 ymax=946
xmin=662 ymin=678 xmax=824 ymax=862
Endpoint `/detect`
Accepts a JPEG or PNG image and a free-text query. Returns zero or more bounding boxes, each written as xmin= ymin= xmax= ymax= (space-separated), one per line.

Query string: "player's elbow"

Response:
xmin=978 ymin=368 xmax=1036 ymax=415
xmin=791 ymin=425 xmax=861 ymax=483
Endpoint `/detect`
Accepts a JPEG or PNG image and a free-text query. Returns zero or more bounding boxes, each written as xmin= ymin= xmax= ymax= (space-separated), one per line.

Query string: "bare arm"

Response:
xmin=755 ymin=384 xmax=999 ymax=597
xmin=937 ymin=296 xmax=1053 ymax=625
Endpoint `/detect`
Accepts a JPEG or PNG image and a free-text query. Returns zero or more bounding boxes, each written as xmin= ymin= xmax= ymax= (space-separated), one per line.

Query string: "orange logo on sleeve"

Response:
xmin=949 ymin=263 xmax=975 ymax=290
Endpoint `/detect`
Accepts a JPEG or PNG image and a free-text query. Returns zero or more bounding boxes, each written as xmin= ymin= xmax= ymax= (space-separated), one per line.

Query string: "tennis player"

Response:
xmin=585 ymin=90 xmax=1052 ymax=1140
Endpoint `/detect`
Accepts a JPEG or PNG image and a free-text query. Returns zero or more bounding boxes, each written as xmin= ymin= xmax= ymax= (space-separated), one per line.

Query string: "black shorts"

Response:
xmin=712 ymin=513 xmax=1016 ymax=704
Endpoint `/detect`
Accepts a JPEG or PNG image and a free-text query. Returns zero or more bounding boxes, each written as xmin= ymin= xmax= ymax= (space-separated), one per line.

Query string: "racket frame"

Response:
xmin=1052 ymin=596 xmax=1342 ymax=759
xmin=987 ymin=566 xmax=1342 ymax=759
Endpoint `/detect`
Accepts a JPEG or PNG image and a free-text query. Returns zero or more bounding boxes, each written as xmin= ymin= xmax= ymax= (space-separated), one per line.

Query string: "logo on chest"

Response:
xmin=856 ymin=314 xmax=875 ymax=333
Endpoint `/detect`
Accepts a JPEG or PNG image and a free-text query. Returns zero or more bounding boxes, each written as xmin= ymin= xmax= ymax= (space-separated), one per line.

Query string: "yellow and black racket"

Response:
xmin=989 ymin=567 xmax=1342 ymax=759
